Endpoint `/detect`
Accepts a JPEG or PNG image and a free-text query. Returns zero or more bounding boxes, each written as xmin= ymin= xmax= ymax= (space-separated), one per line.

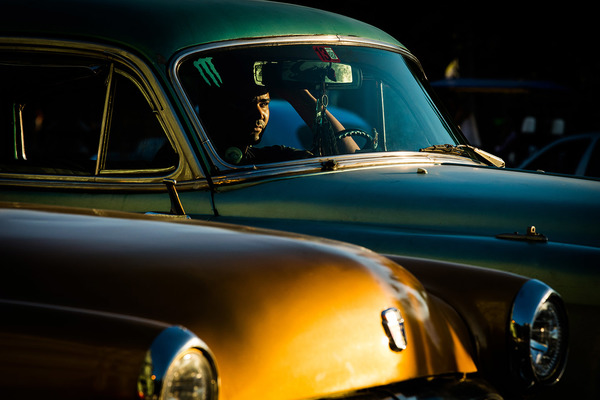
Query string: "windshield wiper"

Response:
xmin=419 ymin=144 xmax=505 ymax=168
xmin=420 ymin=144 xmax=466 ymax=156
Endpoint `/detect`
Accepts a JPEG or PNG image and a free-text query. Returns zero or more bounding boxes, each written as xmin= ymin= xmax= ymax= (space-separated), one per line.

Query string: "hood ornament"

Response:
xmin=382 ymin=307 xmax=407 ymax=352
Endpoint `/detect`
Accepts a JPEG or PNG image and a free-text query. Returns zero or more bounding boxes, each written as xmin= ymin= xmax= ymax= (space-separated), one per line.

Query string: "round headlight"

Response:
xmin=530 ymin=300 xmax=564 ymax=379
xmin=162 ymin=348 xmax=216 ymax=400
xmin=138 ymin=326 xmax=219 ymax=400
xmin=509 ymin=280 xmax=568 ymax=389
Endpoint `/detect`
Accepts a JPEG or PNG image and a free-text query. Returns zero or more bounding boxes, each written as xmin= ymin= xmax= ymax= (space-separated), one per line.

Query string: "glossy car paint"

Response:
xmin=203 ymin=162 xmax=598 ymax=397
xmin=0 ymin=0 xmax=597 ymax=396
xmin=207 ymin=161 xmax=599 ymax=297
xmin=0 ymin=0 xmax=402 ymax=76
xmin=1 ymin=203 xmax=490 ymax=400
xmin=0 ymin=300 xmax=168 ymax=398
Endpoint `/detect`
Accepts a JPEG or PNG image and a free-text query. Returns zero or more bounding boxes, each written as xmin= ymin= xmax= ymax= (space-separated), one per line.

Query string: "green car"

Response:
xmin=0 ymin=0 xmax=598 ymax=397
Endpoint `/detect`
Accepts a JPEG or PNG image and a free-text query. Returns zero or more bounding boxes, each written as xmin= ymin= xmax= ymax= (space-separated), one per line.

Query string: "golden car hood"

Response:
xmin=1 ymin=205 xmax=476 ymax=400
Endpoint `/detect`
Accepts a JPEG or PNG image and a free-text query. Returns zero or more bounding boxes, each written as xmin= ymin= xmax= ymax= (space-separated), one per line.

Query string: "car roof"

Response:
xmin=0 ymin=0 xmax=404 ymax=64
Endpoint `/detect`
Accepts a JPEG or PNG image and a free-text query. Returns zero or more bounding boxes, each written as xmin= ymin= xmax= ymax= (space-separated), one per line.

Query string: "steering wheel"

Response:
xmin=337 ymin=129 xmax=377 ymax=151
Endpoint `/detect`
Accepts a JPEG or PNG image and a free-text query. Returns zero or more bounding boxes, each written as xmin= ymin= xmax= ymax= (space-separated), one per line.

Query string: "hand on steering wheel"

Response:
xmin=337 ymin=129 xmax=377 ymax=151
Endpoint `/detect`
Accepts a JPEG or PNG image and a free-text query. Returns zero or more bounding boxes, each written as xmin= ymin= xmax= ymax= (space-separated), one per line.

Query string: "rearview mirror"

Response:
xmin=254 ymin=61 xmax=362 ymax=89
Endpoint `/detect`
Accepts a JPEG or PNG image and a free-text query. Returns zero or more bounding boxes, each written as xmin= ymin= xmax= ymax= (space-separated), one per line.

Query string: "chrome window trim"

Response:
xmin=0 ymin=177 xmax=204 ymax=192
xmin=169 ymin=35 xmax=425 ymax=178
xmin=0 ymin=37 xmax=205 ymax=186
xmin=205 ymin=152 xmax=484 ymax=187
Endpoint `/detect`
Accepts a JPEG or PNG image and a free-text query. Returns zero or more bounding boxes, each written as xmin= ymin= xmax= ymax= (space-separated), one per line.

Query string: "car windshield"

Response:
xmin=177 ymin=44 xmax=465 ymax=165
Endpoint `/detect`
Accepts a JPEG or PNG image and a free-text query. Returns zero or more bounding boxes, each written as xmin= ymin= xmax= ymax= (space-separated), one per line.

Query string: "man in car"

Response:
xmin=214 ymin=87 xmax=312 ymax=165
xmin=194 ymin=59 xmax=358 ymax=164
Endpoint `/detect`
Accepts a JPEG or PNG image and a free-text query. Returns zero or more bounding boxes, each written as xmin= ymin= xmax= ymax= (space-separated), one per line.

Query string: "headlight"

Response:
xmin=509 ymin=279 xmax=568 ymax=389
xmin=138 ymin=326 xmax=219 ymax=400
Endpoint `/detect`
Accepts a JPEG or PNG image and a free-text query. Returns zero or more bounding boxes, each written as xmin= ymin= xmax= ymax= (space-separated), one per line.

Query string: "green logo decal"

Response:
xmin=194 ymin=57 xmax=222 ymax=87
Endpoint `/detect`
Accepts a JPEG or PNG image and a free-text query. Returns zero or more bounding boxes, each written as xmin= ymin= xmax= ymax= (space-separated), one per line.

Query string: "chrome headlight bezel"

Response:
xmin=138 ymin=326 xmax=219 ymax=400
xmin=509 ymin=279 xmax=568 ymax=389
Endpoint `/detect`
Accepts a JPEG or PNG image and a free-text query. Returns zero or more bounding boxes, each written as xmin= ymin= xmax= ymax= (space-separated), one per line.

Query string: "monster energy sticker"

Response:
xmin=194 ymin=57 xmax=223 ymax=87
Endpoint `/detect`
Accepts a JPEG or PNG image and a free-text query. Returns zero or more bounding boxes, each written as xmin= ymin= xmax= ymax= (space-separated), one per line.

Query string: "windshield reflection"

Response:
xmin=178 ymin=44 xmax=465 ymax=166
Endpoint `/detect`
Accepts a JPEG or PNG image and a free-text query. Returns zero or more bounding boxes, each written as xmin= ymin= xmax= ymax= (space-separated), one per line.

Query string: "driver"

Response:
xmin=213 ymin=87 xmax=359 ymax=165
xmin=194 ymin=59 xmax=358 ymax=165
xmin=211 ymin=87 xmax=313 ymax=165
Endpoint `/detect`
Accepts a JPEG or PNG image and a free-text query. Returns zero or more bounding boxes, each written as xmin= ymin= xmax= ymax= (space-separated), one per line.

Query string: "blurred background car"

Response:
xmin=518 ymin=132 xmax=600 ymax=179
xmin=430 ymin=77 xmax=572 ymax=167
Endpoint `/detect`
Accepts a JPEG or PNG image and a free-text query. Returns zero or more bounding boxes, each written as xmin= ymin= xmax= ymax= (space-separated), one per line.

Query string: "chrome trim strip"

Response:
xmin=511 ymin=280 xmax=554 ymax=334
xmin=170 ymin=35 xmax=416 ymax=66
xmin=206 ymin=152 xmax=484 ymax=186
xmin=0 ymin=177 xmax=208 ymax=191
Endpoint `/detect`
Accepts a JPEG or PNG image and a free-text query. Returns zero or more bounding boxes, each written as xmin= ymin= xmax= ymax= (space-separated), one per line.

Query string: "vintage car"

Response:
xmin=0 ymin=201 xmax=568 ymax=400
xmin=0 ymin=0 xmax=597 ymax=396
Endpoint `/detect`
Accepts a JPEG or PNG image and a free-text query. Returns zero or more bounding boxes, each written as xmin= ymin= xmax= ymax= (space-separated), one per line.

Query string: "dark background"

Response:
xmin=273 ymin=1 xmax=600 ymax=163
xmin=273 ymin=2 xmax=598 ymax=98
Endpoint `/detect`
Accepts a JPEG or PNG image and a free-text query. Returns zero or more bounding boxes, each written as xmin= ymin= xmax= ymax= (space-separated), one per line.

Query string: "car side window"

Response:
xmin=0 ymin=52 xmax=177 ymax=177
xmin=0 ymin=60 xmax=106 ymax=175
xmin=100 ymin=72 xmax=178 ymax=174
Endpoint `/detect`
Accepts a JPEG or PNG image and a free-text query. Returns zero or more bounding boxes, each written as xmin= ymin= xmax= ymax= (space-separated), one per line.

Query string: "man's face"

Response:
xmin=247 ymin=93 xmax=270 ymax=145
xmin=232 ymin=92 xmax=270 ymax=148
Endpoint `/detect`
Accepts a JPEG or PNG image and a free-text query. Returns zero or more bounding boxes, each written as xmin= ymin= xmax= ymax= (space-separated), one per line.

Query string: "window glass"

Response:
xmin=0 ymin=56 xmax=107 ymax=174
xmin=0 ymin=52 xmax=177 ymax=176
xmin=177 ymin=44 xmax=462 ymax=166
xmin=102 ymin=73 xmax=177 ymax=173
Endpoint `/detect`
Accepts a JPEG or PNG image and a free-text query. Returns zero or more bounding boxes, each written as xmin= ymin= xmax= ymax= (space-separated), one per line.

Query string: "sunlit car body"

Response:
xmin=518 ymin=132 xmax=600 ymax=179
xmin=0 ymin=202 xmax=568 ymax=400
xmin=0 ymin=0 xmax=597 ymax=397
